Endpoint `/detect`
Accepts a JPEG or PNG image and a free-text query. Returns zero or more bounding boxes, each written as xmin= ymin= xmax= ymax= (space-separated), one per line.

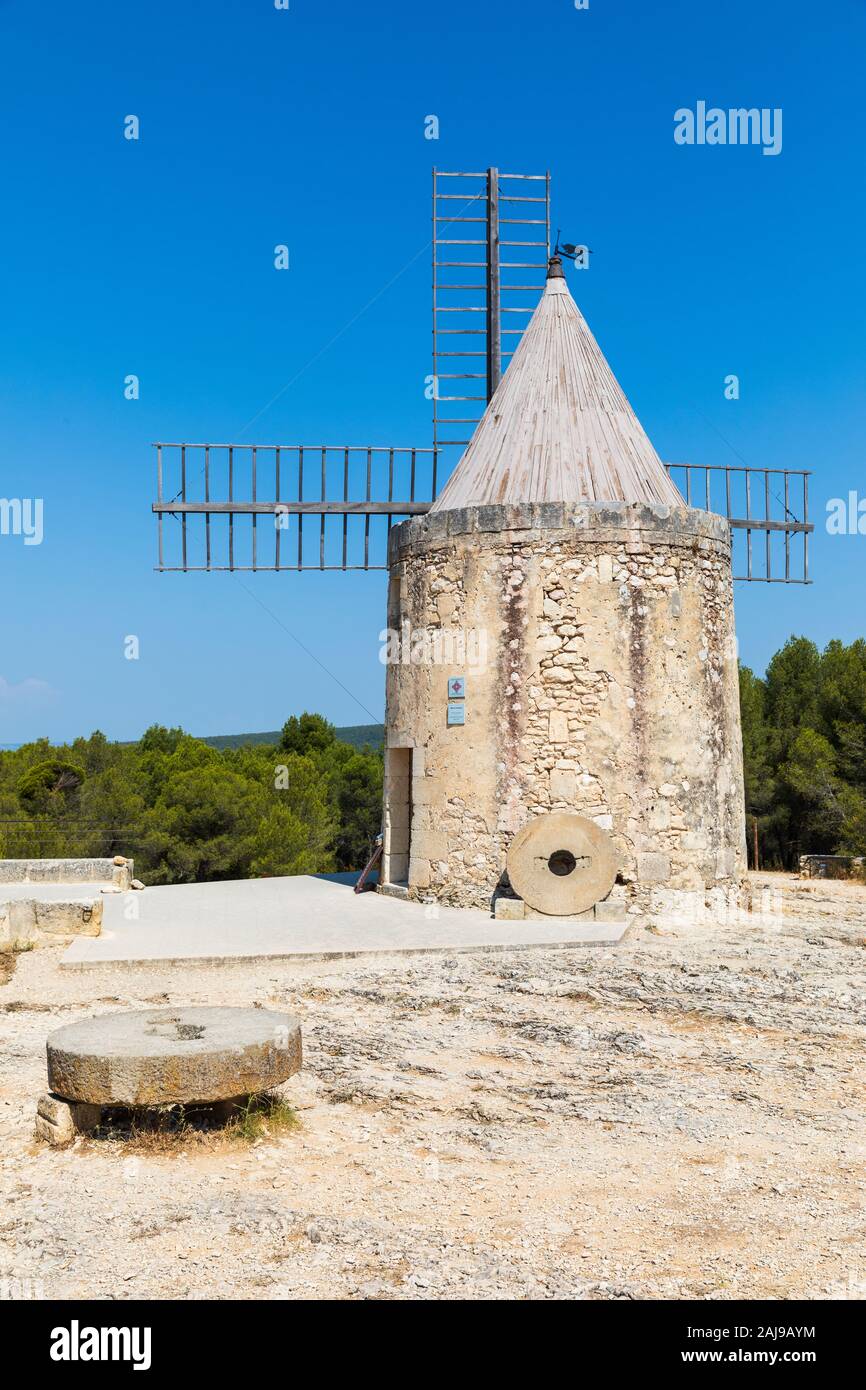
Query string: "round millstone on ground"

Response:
xmin=36 ymin=1006 xmax=302 ymax=1144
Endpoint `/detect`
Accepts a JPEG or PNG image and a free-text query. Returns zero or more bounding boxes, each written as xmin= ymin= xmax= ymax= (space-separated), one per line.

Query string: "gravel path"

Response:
xmin=1 ymin=872 xmax=864 ymax=1301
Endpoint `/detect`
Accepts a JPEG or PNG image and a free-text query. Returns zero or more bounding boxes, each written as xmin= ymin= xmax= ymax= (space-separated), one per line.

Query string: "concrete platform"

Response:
xmin=61 ymin=874 xmax=627 ymax=970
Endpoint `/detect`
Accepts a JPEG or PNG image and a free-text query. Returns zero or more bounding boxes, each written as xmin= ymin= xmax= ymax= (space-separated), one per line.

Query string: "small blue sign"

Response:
xmin=447 ymin=701 xmax=465 ymax=726
xmin=447 ymin=676 xmax=466 ymax=699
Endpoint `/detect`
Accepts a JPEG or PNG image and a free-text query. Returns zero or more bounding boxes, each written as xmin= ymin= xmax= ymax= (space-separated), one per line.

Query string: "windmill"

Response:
xmin=152 ymin=167 xmax=814 ymax=918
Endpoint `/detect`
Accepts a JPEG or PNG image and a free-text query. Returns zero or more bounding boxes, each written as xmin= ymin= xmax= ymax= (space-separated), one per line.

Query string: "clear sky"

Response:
xmin=1 ymin=0 xmax=864 ymax=746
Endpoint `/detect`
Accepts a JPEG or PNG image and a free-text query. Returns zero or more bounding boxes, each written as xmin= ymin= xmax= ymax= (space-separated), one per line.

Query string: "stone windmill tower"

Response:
xmin=382 ymin=254 xmax=747 ymax=922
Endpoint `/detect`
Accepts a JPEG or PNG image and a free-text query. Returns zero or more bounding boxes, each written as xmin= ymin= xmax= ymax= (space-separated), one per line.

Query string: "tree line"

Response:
xmin=0 ymin=713 xmax=382 ymax=883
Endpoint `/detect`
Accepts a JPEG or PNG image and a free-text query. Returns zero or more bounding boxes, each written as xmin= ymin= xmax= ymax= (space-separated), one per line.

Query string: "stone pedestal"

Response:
xmin=35 ymin=1093 xmax=101 ymax=1147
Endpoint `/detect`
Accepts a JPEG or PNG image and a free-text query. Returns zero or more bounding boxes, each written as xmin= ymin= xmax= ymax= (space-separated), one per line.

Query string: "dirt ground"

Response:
xmin=1 ymin=871 xmax=864 ymax=1301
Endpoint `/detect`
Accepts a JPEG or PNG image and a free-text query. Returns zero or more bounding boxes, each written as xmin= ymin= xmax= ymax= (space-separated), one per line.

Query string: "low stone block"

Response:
xmin=0 ymin=899 xmax=38 ymax=950
xmin=593 ymin=898 xmax=628 ymax=923
xmin=36 ymin=1091 xmax=101 ymax=1140
xmin=35 ymin=1113 xmax=73 ymax=1147
xmin=494 ymin=896 xmax=525 ymax=920
xmin=0 ymin=857 xmax=133 ymax=886
xmin=38 ymin=1092 xmax=73 ymax=1127
xmin=379 ymin=882 xmax=410 ymax=901
xmin=35 ymin=1094 xmax=75 ymax=1146
xmin=34 ymin=899 xmax=103 ymax=937
xmin=111 ymin=862 xmax=133 ymax=890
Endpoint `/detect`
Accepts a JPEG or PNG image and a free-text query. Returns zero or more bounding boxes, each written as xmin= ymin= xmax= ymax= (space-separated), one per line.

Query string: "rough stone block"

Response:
xmin=0 ymin=857 xmax=127 ymax=886
xmin=72 ymin=1101 xmax=101 ymax=1132
xmin=112 ymin=863 xmax=133 ymax=890
xmin=34 ymin=899 xmax=103 ymax=937
xmin=435 ymin=594 xmax=456 ymax=622
xmin=0 ymin=899 xmax=38 ymax=950
xmin=648 ymin=801 xmax=671 ymax=831
xmin=548 ymin=711 xmax=570 ymax=744
xmin=593 ymin=898 xmax=628 ymax=923
xmin=36 ymin=1092 xmax=103 ymax=1141
xmin=35 ymin=1113 xmax=73 ymax=1147
xmin=494 ymin=896 xmax=525 ymax=920
xmin=681 ymin=830 xmax=708 ymax=851
xmin=410 ymin=857 xmax=432 ymax=890
xmin=38 ymin=1092 xmax=73 ymax=1127
xmin=410 ymin=828 xmax=446 ymax=861
xmin=379 ymin=881 xmax=410 ymax=901
xmin=637 ymin=851 xmax=672 ymax=883
xmin=411 ymin=774 xmax=431 ymax=807
xmin=549 ymin=769 xmax=576 ymax=801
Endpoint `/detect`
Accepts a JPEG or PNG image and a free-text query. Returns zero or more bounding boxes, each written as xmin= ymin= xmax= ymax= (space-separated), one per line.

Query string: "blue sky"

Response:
xmin=1 ymin=0 xmax=864 ymax=745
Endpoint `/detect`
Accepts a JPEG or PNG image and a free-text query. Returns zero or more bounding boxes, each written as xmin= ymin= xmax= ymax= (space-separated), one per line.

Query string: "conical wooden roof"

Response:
xmin=430 ymin=259 xmax=682 ymax=512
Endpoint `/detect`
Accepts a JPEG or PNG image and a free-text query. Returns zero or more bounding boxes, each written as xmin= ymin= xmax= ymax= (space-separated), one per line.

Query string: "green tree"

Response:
xmin=777 ymin=728 xmax=845 ymax=858
xmin=142 ymin=763 xmax=261 ymax=883
xmin=277 ymin=714 xmax=382 ymax=870
xmin=819 ymin=639 xmax=866 ymax=789
xmin=764 ymin=636 xmax=822 ymax=758
xmin=17 ymin=759 xmax=86 ymax=816
xmin=279 ymin=712 xmax=337 ymax=757
xmin=331 ymin=748 xmax=383 ymax=870
xmin=739 ymin=666 xmax=772 ymax=815
xmin=250 ymin=801 xmax=335 ymax=878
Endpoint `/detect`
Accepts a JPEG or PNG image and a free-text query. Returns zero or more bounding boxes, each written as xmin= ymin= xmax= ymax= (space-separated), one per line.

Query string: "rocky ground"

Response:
xmin=0 ymin=871 xmax=863 ymax=1301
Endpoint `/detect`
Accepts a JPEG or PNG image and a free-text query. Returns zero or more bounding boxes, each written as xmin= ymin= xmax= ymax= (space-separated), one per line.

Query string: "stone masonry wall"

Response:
xmin=384 ymin=503 xmax=748 ymax=916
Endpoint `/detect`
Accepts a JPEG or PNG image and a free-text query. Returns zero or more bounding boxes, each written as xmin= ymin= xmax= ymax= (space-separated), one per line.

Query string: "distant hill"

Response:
xmin=1 ymin=724 xmax=385 ymax=755
xmin=200 ymin=723 xmax=384 ymax=751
